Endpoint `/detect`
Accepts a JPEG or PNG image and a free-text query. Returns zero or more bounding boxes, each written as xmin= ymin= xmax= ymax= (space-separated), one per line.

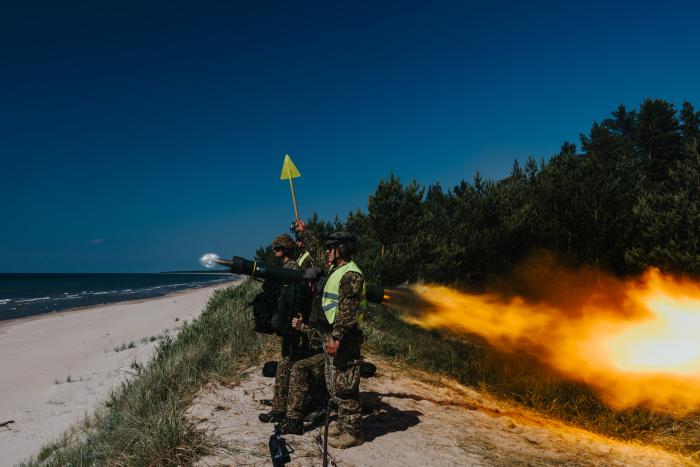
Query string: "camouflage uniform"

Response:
xmin=286 ymin=269 xmax=364 ymax=436
xmin=327 ymin=270 xmax=364 ymax=436
xmin=271 ymin=258 xmax=312 ymax=415
xmin=286 ymin=228 xmax=365 ymax=436
xmin=296 ymin=247 xmax=315 ymax=269
xmin=300 ymin=230 xmax=326 ymax=270
xmin=285 ymin=350 xmax=325 ymax=421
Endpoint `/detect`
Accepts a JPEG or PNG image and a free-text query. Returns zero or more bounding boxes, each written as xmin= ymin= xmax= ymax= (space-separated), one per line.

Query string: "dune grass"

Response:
xmin=21 ymin=279 xmax=269 ymax=467
xmin=362 ymin=305 xmax=700 ymax=459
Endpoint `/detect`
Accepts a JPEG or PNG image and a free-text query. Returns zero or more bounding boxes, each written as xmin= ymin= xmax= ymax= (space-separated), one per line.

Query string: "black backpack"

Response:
xmin=251 ymin=281 xmax=279 ymax=334
xmin=251 ymin=280 xmax=305 ymax=336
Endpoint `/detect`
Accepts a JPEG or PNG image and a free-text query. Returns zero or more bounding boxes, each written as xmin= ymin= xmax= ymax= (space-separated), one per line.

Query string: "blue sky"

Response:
xmin=2 ymin=1 xmax=699 ymax=272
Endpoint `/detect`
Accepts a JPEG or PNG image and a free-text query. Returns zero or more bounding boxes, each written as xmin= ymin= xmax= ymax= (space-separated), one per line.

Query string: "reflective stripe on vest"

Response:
xmin=298 ymin=250 xmax=311 ymax=268
xmin=321 ymin=261 xmax=367 ymax=324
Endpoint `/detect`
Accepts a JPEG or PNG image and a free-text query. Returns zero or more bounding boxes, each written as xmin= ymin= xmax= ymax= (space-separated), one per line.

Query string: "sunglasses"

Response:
xmin=273 ymin=246 xmax=285 ymax=252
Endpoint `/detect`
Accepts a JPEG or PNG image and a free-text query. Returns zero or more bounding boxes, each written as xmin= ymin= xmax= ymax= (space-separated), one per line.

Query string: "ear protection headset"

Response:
xmin=336 ymin=238 xmax=357 ymax=258
xmin=325 ymin=232 xmax=358 ymax=259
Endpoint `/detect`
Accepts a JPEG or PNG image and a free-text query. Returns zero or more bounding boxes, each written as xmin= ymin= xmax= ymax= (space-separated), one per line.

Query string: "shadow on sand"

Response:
xmin=361 ymin=391 xmax=422 ymax=442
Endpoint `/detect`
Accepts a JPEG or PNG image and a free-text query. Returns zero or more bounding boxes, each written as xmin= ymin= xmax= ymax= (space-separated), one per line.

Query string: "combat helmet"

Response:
xmin=324 ymin=231 xmax=358 ymax=258
xmin=272 ymin=233 xmax=295 ymax=255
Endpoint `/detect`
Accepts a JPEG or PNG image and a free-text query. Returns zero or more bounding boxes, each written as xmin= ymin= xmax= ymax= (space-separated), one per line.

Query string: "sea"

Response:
xmin=0 ymin=273 xmax=239 ymax=321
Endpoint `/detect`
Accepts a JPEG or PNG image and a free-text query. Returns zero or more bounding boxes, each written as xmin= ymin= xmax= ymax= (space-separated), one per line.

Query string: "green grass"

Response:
xmin=22 ymin=279 xmax=270 ymax=467
xmin=362 ymin=305 xmax=700 ymax=459
xmin=113 ymin=341 xmax=135 ymax=353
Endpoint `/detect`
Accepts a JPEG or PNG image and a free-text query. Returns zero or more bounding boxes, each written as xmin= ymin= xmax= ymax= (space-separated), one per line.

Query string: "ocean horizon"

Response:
xmin=0 ymin=272 xmax=238 ymax=321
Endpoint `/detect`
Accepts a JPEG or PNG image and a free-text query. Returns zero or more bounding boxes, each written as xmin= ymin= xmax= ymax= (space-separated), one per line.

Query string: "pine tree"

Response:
xmin=626 ymin=141 xmax=700 ymax=273
xmin=367 ymin=173 xmax=424 ymax=257
xmin=636 ymin=98 xmax=681 ymax=181
xmin=680 ymin=101 xmax=700 ymax=145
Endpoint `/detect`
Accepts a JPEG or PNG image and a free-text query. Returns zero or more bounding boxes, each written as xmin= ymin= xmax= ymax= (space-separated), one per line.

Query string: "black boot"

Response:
xmin=303 ymin=406 xmax=327 ymax=426
xmin=258 ymin=410 xmax=285 ymax=423
xmin=281 ymin=418 xmax=304 ymax=435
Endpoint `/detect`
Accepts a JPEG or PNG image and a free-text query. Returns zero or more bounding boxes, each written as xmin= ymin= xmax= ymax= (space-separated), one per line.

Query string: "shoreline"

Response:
xmin=0 ymin=275 xmax=239 ymax=326
xmin=0 ymin=279 xmax=235 ymax=333
xmin=0 ymin=279 xmax=243 ymax=466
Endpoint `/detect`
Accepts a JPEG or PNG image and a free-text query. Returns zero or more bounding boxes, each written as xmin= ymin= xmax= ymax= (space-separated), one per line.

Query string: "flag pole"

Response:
xmin=288 ymin=167 xmax=300 ymax=221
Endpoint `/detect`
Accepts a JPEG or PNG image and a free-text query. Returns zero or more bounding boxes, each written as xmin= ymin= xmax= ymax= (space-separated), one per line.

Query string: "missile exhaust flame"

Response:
xmin=387 ymin=256 xmax=700 ymax=414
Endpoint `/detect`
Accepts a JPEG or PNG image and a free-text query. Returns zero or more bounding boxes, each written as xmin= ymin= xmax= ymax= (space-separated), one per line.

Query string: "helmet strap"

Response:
xmin=334 ymin=248 xmax=349 ymax=266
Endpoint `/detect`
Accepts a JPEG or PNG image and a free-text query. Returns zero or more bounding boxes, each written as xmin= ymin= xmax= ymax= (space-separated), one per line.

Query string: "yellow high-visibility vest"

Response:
xmin=298 ymin=250 xmax=311 ymax=268
xmin=321 ymin=261 xmax=367 ymax=324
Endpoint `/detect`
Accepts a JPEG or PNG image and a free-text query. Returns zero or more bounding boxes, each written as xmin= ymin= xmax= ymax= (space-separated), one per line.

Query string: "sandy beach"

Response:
xmin=0 ymin=280 xmax=240 ymax=467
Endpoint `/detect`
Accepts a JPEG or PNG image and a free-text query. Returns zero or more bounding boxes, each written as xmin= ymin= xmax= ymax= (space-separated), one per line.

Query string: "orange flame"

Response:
xmin=397 ymin=261 xmax=700 ymax=413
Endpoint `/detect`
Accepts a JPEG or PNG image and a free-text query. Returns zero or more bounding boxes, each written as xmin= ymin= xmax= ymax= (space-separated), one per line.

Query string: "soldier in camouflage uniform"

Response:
xmin=277 ymin=224 xmax=327 ymax=435
xmin=283 ymin=343 xmax=326 ymax=431
xmin=294 ymin=229 xmax=316 ymax=269
xmin=283 ymin=221 xmax=365 ymax=448
xmin=258 ymin=233 xmax=310 ymax=424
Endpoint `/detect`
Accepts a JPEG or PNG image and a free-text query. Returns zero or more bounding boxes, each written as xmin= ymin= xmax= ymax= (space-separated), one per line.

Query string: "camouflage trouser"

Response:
xmin=326 ymin=355 xmax=362 ymax=437
xmin=286 ymin=353 xmax=325 ymax=420
xmin=271 ymin=356 xmax=293 ymax=414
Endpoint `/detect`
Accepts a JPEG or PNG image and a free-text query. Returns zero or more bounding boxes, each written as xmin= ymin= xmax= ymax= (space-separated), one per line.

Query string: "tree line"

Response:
xmin=259 ymin=98 xmax=700 ymax=286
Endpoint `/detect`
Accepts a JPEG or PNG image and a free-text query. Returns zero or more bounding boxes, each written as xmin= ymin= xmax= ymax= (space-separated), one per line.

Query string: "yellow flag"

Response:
xmin=280 ymin=154 xmax=302 ymax=180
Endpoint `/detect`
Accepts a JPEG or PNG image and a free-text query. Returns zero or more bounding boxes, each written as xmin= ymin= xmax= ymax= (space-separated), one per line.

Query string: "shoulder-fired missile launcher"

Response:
xmin=210 ymin=256 xmax=386 ymax=305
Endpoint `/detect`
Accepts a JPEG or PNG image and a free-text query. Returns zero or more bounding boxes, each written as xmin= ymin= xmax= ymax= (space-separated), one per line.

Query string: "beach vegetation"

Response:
xmin=22 ymin=280 xmax=272 ymax=467
xmin=35 ymin=432 xmax=71 ymax=463
xmin=140 ymin=334 xmax=164 ymax=343
xmin=114 ymin=340 xmax=138 ymax=352
xmin=129 ymin=360 xmax=142 ymax=373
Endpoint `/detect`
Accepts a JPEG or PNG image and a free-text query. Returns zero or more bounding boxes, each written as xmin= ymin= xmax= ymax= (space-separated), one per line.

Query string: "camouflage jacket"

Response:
xmin=332 ymin=270 xmax=364 ymax=342
xmin=281 ymin=258 xmax=301 ymax=271
xmin=299 ymin=231 xmax=364 ymax=352
xmin=300 ymin=230 xmax=326 ymax=270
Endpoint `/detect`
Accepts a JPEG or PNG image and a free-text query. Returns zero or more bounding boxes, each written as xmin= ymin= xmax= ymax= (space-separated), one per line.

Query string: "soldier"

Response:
xmin=258 ymin=233 xmax=310 ymax=424
xmin=294 ymin=231 xmax=315 ymax=269
xmin=284 ymin=221 xmax=366 ymax=448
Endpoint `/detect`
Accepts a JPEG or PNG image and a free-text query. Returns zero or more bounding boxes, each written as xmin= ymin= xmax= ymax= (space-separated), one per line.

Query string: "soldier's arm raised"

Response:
xmin=295 ymin=220 xmax=325 ymax=269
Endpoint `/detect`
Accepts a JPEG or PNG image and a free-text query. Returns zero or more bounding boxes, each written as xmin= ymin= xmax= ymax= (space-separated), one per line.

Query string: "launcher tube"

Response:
xmin=217 ymin=256 xmax=386 ymax=304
